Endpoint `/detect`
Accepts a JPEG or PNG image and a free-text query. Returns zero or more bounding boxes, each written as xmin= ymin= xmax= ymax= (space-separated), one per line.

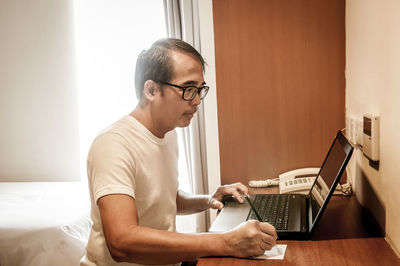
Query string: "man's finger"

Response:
xmin=261 ymin=231 xmax=277 ymax=246
xmin=234 ymin=183 xmax=249 ymax=196
xmin=259 ymin=222 xmax=278 ymax=239
xmin=226 ymin=182 xmax=248 ymax=195
xmin=210 ymin=199 xmax=224 ymax=210
xmin=227 ymin=188 xmax=244 ymax=203
xmin=260 ymin=240 xmax=275 ymax=252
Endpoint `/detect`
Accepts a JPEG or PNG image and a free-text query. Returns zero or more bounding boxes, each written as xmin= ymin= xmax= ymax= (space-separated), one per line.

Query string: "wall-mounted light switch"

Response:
xmin=363 ymin=114 xmax=379 ymax=162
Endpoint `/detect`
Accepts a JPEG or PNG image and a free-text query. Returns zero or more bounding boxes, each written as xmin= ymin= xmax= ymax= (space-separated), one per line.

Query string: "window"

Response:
xmin=74 ymin=0 xmax=194 ymax=232
xmin=74 ymin=0 xmax=166 ymax=175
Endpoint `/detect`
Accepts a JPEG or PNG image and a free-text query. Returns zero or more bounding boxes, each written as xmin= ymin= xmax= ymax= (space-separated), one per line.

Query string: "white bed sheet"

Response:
xmin=0 ymin=182 xmax=92 ymax=266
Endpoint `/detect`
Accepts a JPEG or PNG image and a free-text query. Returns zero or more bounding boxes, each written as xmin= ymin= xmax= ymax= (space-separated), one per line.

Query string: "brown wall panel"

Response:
xmin=212 ymin=0 xmax=345 ymax=184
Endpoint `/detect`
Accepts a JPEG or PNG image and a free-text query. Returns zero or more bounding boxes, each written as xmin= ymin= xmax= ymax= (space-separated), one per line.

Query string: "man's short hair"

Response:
xmin=134 ymin=38 xmax=206 ymax=100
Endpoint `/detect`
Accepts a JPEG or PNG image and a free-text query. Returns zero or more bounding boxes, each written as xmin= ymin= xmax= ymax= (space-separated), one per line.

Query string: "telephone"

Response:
xmin=279 ymin=168 xmax=320 ymax=194
xmin=279 ymin=167 xmax=343 ymax=194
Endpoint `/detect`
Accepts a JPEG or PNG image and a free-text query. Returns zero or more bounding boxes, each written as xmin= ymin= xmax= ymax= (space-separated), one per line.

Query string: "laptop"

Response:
xmin=209 ymin=130 xmax=353 ymax=239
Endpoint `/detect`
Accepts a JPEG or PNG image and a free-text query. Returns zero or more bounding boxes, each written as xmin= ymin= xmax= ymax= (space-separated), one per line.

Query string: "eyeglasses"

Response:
xmin=159 ymin=81 xmax=209 ymax=101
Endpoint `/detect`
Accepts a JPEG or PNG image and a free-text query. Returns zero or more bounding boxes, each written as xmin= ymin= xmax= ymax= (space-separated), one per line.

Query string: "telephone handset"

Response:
xmin=279 ymin=167 xmax=343 ymax=194
xmin=279 ymin=168 xmax=320 ymax=194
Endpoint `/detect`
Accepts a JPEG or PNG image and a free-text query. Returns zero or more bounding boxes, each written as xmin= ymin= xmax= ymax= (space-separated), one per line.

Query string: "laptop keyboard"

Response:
xmin=247 ymin=194 xmax=290 ymax=230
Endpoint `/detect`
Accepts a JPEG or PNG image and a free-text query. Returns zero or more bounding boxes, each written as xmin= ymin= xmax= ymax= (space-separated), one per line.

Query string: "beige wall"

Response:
xmin=0 ymin=0 xmax=80 ymax=181
xmin=346 ymin=0 xmax=400 ymax=256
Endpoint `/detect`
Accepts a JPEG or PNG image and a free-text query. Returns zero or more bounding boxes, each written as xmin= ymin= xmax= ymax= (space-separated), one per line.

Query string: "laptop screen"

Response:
xmin=309 ymin=131 xmax=353 ymax=231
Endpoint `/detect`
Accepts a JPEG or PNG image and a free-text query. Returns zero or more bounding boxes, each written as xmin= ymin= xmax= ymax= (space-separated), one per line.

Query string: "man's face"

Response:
xmin=153 ymin=50 xmax=204 ymax=131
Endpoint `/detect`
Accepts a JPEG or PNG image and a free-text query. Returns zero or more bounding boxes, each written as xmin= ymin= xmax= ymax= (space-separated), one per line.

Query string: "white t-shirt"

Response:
xmin=81 ymin=115 xmax=179 ymax=266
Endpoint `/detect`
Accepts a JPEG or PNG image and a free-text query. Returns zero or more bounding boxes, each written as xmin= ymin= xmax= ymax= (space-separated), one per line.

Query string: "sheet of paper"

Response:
xmin=250 ymin=244 xmax=287 ymax=260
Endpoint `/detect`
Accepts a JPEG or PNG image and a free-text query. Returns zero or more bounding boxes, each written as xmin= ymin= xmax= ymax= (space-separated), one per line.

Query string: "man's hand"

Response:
xmin=223 ymin=220 xmax=277 ymax=257
xmin=209 ymin=183 xmax=249 ymax=210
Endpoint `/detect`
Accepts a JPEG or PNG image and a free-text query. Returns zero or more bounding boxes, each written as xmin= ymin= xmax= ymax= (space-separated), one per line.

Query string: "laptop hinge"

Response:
xmin=300 ymin=195 xmax=308 ymax=233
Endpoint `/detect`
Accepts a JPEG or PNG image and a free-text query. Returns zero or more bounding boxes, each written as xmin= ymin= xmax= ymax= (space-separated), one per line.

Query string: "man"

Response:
xmin=81 ymin=38 xmax=276 ymax=266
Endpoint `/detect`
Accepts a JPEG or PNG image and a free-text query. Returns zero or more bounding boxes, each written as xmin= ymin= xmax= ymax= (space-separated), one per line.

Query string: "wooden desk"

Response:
xmin=198 ymin=187 xmax=400 ymax=265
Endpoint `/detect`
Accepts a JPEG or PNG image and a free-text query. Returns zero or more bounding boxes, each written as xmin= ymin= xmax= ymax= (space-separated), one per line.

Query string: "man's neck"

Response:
xmin=130 ymin=107 xmax=168 ymax=138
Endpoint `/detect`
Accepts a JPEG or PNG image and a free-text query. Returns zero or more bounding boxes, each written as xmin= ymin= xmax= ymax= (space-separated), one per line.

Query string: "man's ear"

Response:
xmin=143 ymin=80 xmax=158 ymax=101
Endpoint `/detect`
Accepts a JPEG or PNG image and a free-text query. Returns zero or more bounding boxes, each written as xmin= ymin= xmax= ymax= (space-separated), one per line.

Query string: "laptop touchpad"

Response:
xmin=209 ymin=201 xmax=250 ymax=232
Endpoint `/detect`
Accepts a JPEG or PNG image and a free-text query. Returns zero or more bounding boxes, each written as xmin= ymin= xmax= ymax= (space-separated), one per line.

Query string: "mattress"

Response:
xmin=0 ymin=182 xmax=92 ymax=266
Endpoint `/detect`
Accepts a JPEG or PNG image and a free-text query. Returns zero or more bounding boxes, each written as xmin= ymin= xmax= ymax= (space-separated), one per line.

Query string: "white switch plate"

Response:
xmin=346 ymin=115 xmax=356 ymax=144
xmin=355 ymin=118 xmax=363 ymax=146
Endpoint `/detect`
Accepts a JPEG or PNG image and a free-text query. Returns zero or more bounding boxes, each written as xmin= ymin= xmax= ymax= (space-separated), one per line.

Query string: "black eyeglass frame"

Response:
xmin=158 ymin=81 xmax=209 ymax=101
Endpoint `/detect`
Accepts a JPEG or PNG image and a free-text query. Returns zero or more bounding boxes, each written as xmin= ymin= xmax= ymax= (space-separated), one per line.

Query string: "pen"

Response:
xmin=244 ymin=196 xmax=263 ymax=222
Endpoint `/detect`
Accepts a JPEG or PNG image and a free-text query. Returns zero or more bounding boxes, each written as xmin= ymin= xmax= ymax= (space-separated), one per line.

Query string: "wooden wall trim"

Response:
xmin=212 ymin=0 xmax=345 ymax=184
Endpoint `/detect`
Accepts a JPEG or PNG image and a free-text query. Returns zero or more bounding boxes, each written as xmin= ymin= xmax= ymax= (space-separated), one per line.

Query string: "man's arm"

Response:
xmin=176 ymin=190 xmax=210 ymax=215
xmin=99 ymin=193 xmax=276 ymax=265
xmin=176 ymin=182 xmax=249 ymax=214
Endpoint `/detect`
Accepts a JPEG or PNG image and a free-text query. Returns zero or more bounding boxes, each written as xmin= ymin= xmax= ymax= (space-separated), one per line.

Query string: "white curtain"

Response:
xmin=164 ymin=0 xmax=210 ymax=232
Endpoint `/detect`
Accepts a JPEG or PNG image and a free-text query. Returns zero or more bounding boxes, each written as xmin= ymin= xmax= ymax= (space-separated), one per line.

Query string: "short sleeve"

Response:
xmin=87 ymin=132 xmax=136 ymax=204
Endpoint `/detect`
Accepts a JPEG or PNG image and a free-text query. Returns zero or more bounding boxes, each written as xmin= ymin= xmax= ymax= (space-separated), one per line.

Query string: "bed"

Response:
xmin=0 ymin=182 xmax=92 ymax=266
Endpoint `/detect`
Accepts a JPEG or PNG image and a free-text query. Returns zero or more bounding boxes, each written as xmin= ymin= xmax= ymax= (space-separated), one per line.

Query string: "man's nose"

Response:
xmin=190 ymin=93 xmax=201 ymax=106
